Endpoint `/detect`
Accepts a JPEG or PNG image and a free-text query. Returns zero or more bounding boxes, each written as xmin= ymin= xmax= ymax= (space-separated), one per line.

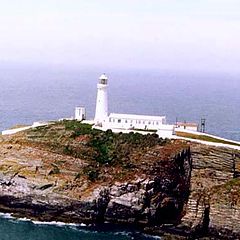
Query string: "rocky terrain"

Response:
xmin=181 ymin=144 xmax=240 ymax=239
xmin=0 ymin=120 xmax=239 ymax=239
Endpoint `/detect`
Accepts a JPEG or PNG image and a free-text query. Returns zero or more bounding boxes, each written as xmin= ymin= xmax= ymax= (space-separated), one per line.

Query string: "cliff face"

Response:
xmin=181 ymin=144 xmax=240 ymax=238
xmin=0 ymin=121 xmax=192 ymax=229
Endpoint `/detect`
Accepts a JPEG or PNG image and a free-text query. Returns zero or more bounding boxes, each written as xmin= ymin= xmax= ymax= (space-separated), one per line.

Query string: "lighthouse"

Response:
xmin=94 ymin=74 xmax=108 ymax=125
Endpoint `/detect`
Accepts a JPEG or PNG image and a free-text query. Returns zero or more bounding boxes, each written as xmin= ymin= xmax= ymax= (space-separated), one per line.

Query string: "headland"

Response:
xmin=0 ymin=120 xmax=240 ymax=239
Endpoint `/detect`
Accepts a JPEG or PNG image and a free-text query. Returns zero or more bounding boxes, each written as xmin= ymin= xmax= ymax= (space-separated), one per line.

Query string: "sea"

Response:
xmin=0 ymin=64 xmax=239 ymax=239
xmin=1 ymin=65 xmax=239 ymax=141
xmin=0 ymin=213 xmax=158 ymax=240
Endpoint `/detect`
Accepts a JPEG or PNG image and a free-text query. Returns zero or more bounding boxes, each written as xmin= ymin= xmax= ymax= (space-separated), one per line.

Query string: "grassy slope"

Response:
xmin=14 ymin=120 xmax=174 ymax=183
xmin=176 ymin=131 xmax=240 ymax=147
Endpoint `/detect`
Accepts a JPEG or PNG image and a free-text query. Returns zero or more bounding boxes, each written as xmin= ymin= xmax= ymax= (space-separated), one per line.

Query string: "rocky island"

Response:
xmin=0 ymin=120 xmax=239 ymax=239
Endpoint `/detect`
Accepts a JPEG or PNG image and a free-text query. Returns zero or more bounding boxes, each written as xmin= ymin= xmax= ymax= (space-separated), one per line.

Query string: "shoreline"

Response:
xmin=1 ymin=209 xmax=240 ymax=240
xmin=0 ymin=212 xmax=163 ymax=240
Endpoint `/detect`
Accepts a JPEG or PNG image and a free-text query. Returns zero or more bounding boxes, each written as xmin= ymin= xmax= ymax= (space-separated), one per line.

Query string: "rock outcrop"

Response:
xmin=181 ymin=144 xmax=240 ymax=239
xmin=0 ymin=121 xmax=240 ymax=239
xmin=0 ymin=144 xmax=191 ymax=226
xmin=0 ymin=122 xmax=192 ymax=231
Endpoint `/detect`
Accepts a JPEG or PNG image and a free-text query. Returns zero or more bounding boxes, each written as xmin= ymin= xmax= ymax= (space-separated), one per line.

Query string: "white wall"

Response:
xmin=75 ymin=107 xmax=86 ymax=120
xmin=94 ymin=83 xmax=108 ymax=124
xmin=105 ymin=116 xmax=166 ymax=130
xmin=2 ymin=126 xmax=32 ymax=135
xmin=176 ymin=125 xmax=198 ymax=132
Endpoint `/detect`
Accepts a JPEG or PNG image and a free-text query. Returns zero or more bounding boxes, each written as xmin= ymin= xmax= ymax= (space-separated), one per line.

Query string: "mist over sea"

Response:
xmin=1 ymin=64 xmax=239 ymax=141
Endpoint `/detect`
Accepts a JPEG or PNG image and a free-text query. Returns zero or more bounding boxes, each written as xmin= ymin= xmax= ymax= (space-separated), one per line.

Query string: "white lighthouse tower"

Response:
xmin=94 ymin=74 xmax=108 ymax=126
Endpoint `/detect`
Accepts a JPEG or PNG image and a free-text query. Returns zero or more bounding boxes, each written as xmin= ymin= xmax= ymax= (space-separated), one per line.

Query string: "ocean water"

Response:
xmin=0 ymin=65 xmax=239 ymax=141
xmin=0 ymin=65 xmax=239 ymax=238
xmin=0 ymin=214 xmax=158 ymax=240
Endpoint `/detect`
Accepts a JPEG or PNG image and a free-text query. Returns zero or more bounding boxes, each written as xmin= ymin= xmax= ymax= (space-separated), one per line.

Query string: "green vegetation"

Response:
xmin=24 ymin=120 xmax=170 ymax=181
xmin=176 ymin=131 xmax=240 ymax=147
xmin=61 ymin=120 xmax=168 ymax=165
xmin=223 ymin=178 xmax=240 ymax=191
xmin=83 ymin=166 xmax=100 ymax=182
xmin=211 ymin=178 xmax=240 ymax=205
xmin=88 ymin=130 xmax=166 ymax=165
xmin=64 ymin=120 xmax=94 ymax=136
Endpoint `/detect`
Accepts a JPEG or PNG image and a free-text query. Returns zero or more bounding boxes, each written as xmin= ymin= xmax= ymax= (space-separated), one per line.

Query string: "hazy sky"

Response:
xmin=0 ymin=0 xmax=240 ymax=72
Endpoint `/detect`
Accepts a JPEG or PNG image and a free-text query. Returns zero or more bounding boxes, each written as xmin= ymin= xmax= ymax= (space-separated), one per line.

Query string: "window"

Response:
xmin=113 ymin=119 xmax=115 ymax=123
xmin=109 ymin=118 xmax=112 ymax=122
xmin=138 ymin=120 xmax=141 ymax=124
xmin=148 ymin=121 xmax=151 ymax=125
xmin=118 ymin=119 xmax=121 ymax=123
xmin=125 ymin=119 xmax=128 ymax=123
xmin=156 ymin=121 xmax=159 ymax=125
xmin=143 ymin=121 xmax=145 ymax=124
xmin=100 ymin=79 xmax=107 ymax=84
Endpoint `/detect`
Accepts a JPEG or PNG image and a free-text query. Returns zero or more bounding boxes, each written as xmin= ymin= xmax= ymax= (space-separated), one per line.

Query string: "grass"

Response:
xmin=176 ymin=131 xmax=240 ymax=147
xmin=64 ymin=120 xmax=94 ymax=136
xmin=211 ymin=178 xmax=240 ymax=205
xmin=60 ymin=121 xmax=168 ymax=166
xmin=21 ymin=120 xmax=171 ymax=182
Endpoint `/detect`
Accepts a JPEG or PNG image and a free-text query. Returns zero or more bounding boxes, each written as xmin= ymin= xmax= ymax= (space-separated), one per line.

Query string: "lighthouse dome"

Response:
xmin=99 ymin=74 xmax=108 ymax=84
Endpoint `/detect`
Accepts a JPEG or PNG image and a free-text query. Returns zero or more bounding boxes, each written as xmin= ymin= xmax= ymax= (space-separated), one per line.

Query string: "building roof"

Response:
xmin=99 ymin=74 xmax=108 ymax=80
xmin=109 ymin=113 xmax=166 ymax=121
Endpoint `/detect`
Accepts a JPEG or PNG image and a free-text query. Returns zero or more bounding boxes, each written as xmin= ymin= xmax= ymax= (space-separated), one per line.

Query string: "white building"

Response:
xmin=72 ymin=73 xmax=200 ymax=137
xmin=107 ymin=113 xmax=166 ymax=130
xmin=94 ymin=74 xmax=108 ymax=125
xmin=175 ymin=122 xmax=198 ymax=132
xmin=75 ymin=107 xmax=86 ymax=121
xmin=93 ymin=74 xmax=169 ymax=132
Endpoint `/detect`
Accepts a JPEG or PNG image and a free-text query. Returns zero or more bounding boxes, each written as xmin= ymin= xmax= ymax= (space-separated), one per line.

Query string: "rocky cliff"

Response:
xmin=0 ymin=121 xmax=240 ymax=239
xmin=0 ymin=121 xmax=191 ymax=230
xmin=181 ymin=144 xmax=240 ymax=239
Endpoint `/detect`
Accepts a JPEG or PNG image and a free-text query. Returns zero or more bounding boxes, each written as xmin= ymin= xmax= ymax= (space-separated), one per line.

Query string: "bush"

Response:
xmin=48 ymin=121 xmax=169 ymax=168
xmin=83 ymin=166 xmax=99 ymax=182
xmin=63 ymin=120 xmax=93 ymax=137
xmin=89 ymin=133 xmax=113 ymax=164
xmin=87 ymin=129 xmax=168 ymax=165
